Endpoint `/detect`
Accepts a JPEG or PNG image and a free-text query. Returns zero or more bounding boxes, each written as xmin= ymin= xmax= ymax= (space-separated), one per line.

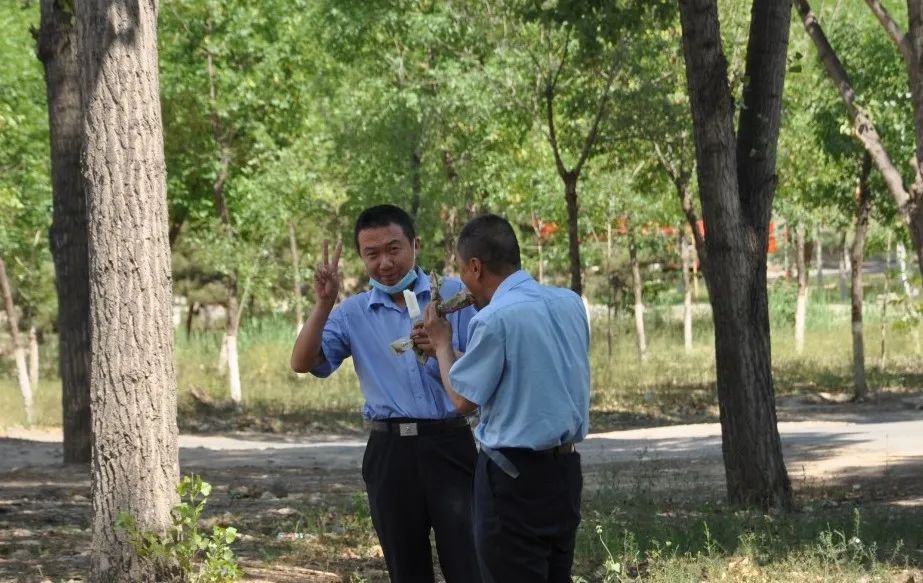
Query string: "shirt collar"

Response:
xmin=366 ymin=266 xmax=432 ymax=311
xmin=491 ymin=270 xmax=532 ymax=304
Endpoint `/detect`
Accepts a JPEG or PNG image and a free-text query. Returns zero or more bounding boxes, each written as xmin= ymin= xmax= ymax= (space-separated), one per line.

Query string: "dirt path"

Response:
xmin=1 ymin=405 xmax=920 ymax=582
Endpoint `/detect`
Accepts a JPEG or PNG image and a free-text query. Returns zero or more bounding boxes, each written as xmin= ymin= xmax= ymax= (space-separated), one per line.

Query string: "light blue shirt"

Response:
xmin=311 ymin=267 xmax=475 ymax=420
xmin=449 ymin=270 xmax=590 ymax=450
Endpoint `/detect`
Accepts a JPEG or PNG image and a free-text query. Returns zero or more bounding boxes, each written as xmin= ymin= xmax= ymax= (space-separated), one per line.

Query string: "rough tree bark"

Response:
xmin=851 ymin=154 xmax=874 ymax=401
xmin=0 ymin=257 xmax=33 ymax=425
xmin=794 ymin=224 xmax=809 ymax=354
xmin=76 ymin=0 xmax=179 ymax=579
xmin=37 ymin=0 xmax=92 ymax=463
xmin=679 ymin=0 xmax=793 ymax=509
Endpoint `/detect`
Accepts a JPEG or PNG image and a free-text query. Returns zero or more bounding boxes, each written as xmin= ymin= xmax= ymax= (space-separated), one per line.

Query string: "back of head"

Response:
xmin=354 ymin=204 xmax=416 ymax=250
xmin=458 ymin=214 xmax=521 ymax=275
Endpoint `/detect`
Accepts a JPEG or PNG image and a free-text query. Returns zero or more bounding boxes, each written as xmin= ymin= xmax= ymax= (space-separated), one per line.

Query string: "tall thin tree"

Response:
xmin=37 ymin=0 xmax=91 ymax=464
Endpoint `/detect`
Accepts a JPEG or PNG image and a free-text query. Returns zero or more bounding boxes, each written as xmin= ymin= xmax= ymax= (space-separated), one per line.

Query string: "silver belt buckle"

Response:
xmin=399 ymin=422 xmax=418 ymax=437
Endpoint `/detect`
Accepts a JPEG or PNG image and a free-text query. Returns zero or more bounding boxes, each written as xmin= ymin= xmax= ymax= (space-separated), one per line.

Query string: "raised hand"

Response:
xmin=315 ymin=239 xmax=342 ymax=307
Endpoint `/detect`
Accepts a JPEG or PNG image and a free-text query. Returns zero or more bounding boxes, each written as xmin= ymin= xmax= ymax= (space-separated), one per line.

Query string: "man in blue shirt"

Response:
xmin=290 ymin=204 xmax=481 ymax=583
xmin=422 ymin=214 xmax=590 ymax=583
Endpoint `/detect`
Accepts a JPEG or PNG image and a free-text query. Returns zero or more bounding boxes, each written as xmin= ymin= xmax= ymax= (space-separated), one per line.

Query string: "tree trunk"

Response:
xmin=881 ymin=231 xmax=892 ymax=368
xmin=838 ymin=231 xmax=850 ymax=300
xmin=896 ymin=241 xmax=916 ymax=296
xmin=682 ymin=232 xmax=694 ymax=353
xmin=814 ymin=226 xmax=824 ymax=289
xmin=410 ymin=148 xmax=422 ymax=220
xmin=783 ymin=226 xmax=793 ymax=280
xmin=606 ymin=222 xmax=613 ymax=361
xmin=851 ymin=154 xmax=873 ymax=400
xmin=225 ymin=276 xmax=242 ymax=404
xmin=288 ymin=221 xmax=303 ymax=327
xmin=76 ymin=0 xmax=179 ymax=579
xmin=794 ymin=224 xmax=809 ymax=354
xmin=0 ymin=258 xmax=33 ymax=425
xmin=37 ymin=0 xmax=91 ymax=463
xmin=680 ymin=0 xmax=792 ymax=510
xmin=565 ymin=176 xmax=583 ymax=295
xmin=29 ymin=326 xmax=39 ymax=388
xmin=629 ymin=241 xmax=647 ymax=363
xmin=206 ymin=43 xmax=242 ymax=405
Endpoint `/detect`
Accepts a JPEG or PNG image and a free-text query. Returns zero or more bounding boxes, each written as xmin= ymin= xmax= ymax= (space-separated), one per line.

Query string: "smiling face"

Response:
xmin=356 ymin=223 xmax=419 ymax=286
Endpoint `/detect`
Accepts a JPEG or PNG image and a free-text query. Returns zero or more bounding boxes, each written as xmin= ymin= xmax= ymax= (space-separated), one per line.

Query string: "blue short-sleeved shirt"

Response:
xmin=311 ymin=267 xmax=475 ymax=420
xmin=448 ymin=270 xmax=590 ymax=450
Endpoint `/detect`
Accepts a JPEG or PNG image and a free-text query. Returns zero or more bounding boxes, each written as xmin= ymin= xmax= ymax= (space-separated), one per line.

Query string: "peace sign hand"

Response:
xmin=315 ymin=239 xmax=342 ymax=308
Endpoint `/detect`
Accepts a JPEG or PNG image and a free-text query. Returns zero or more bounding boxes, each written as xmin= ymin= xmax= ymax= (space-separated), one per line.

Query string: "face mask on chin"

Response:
xmin=369 ymin=250 xmax=418 ymax=295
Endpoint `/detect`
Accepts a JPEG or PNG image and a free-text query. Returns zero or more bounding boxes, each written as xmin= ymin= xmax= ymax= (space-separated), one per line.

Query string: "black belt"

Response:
xmin=367 ymin=417 xmax=471 ymax=437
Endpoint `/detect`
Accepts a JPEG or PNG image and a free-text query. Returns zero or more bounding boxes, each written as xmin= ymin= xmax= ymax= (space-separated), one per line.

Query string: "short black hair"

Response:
xmin=457 ymin=214 xmax=521 ymax=274
xmin=354 ymin=204 xmax=416 ymax=251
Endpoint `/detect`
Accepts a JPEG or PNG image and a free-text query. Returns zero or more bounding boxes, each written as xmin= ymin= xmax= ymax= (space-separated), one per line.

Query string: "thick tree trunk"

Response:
xmin=0 ymin=258 xmax=33 ymax=425
xmin=564 ymin=176 xmax=582 ymax=295
xmin=794 ymin=224 xmax=809 ymax=354
xmin=629 ymin=241 xmax=647 ymax=363
xmin=288 ymin=221 xmax=303 ymax=327
xmin=681 ymin=233 xmax=694 ymax=353
xmin=37 ymin=0 xmax=91 ymax=463
xmin=838 ymin=231 xmax=850 ymax=300
xmin=76 ymin=0 xmax=179 ymax=579
xmin=851 ymin=154 xmax=873 ymax=400
xmin=680 ymin=0 xmax=792 ymax=509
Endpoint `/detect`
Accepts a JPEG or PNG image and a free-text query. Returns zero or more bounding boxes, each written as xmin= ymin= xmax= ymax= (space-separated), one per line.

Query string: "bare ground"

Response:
xmin=1 ymin=392 xmax=921 ymax=582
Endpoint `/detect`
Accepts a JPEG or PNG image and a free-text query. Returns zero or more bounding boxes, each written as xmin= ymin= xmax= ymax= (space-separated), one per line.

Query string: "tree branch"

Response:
xmin=574 ymin=46 xmax=621 ymax=176
xmin=863 ymin=0 xmax=913 ymax=63
xmin=796 ymin=0 xmax=913 ymax=221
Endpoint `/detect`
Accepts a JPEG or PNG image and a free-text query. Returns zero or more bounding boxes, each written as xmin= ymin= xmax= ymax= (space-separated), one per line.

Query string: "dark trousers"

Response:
xmin=473 ymin=448 xmax=582 ymax=583
xmin=362 ymin=424 xmax=481 ymax=583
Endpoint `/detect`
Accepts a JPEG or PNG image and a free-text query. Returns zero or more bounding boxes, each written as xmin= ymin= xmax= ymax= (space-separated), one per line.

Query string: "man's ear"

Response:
xmin=413 ymin=237 xmax=422 ymax=252
xmin=469 ymin=257 xmax=483 ymax=280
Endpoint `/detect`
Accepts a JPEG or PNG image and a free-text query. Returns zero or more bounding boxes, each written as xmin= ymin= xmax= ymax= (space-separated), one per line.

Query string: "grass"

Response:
xmin=1 ymin=282 xmax=922 ymax=432
xmin=573 ymin=489 xmax=923 ymax=582
xmin=223 ymin=481 xmax=923 ymax=582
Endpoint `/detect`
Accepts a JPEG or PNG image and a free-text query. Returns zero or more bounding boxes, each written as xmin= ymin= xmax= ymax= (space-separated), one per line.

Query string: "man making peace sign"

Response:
xmin=291 ymin=204 xmax=481 ymax=583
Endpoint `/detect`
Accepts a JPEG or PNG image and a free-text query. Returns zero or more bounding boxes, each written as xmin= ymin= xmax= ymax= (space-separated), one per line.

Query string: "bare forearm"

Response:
xmin=290 ymin=300 xmax=334 ymax=373
xmin=434 ymin=344 xmax=476 ymax=415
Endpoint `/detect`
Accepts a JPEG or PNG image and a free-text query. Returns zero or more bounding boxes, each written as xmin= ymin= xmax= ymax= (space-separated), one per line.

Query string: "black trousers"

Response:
xmin=473 ymin=448 xmax=582 ymax=583
xmin=362 ymin=424 xmax=481 ymax=583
